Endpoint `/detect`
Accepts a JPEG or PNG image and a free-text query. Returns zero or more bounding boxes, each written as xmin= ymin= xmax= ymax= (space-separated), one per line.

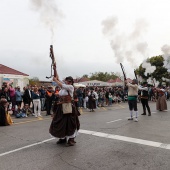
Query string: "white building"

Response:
xmin=0 ymin=64 xmax=29 ymax=91
xmin=80 ymin=80 xmax=112 ymax=87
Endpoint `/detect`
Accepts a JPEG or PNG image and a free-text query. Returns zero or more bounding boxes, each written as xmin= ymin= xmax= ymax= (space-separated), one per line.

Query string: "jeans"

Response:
xmin=95 ymin=99 xmax=99 ymax=107
xmin=78 ymin=97 xmax=83 ymax=108
xmin=40 ymin=98 xmax=45 ymax=110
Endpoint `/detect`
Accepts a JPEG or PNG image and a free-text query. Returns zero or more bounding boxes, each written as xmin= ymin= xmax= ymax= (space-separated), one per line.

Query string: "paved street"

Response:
xmin=0 ymin=101 xmax=170 ymax=170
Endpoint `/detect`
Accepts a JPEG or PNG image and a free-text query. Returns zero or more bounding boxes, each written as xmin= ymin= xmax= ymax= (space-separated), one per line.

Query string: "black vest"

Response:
xmin=141 ymin=88 xmax=149 ymax=97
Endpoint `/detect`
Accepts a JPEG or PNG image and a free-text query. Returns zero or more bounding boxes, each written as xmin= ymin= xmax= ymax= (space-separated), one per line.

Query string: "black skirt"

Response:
xmin=88 ymin=97 xmax=96 ymax=109
xmin=0 ymin=106 xmax=7 ymax=126
xmin=49 ymin=103 xmax=80 ymax=138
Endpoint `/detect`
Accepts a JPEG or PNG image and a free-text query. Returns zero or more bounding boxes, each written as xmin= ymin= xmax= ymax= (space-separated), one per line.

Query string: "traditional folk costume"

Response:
xmin=0 ymin=103 xmax=7 ymax=126
xmin=49 ymin=77 xmax=80 ymax=146
xmin=156 ymin=88 xmax=167 ymax=111
xmin=88 ymin=89 xmax=96 ymax=112
xmin=138 ymin=82 xmax=151 ymax=116
xmin=126 ymin=79 xmax=139 ymax=122
xmin=0 ymin=99 xmax=12 ymax=126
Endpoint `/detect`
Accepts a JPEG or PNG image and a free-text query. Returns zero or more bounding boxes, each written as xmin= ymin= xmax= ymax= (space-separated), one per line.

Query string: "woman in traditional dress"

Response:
xmin=156 ymin=88 xmax=167 ymax=111
xmin=49 ymin=76 xmax=80 ymax=146
xmin=88 ymin=88 xmax=96 ymax=112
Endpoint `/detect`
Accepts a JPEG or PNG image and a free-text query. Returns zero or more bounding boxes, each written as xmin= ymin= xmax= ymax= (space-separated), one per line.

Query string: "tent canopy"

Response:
xmin=73 ymin=83 xmax=86 ymax=88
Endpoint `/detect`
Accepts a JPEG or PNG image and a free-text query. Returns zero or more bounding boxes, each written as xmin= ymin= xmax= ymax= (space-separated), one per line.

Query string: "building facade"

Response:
xmin=0 ymin=64 xmax=29 ymax=91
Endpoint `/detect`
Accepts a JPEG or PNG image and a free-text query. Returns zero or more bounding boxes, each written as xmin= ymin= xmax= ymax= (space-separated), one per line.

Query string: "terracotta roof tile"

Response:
xmin=74 ymin=77 xmax=90 ymax=83
xmin=0 ymin=64 xmax=29 ymax=76
xmin=107 ymin=78 xmax=123 ymax=83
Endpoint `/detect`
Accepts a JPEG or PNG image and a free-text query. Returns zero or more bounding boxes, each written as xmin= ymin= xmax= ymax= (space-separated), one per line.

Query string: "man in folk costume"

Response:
xmin=138 ymin=82 xmax=151 ymax=116
xmin=49 ymin=76 xmax=80 ymax=146
xmin=125 ymin=79 xmax=139 ymax=122
xmin=156 ymin=87 xmax=167 ymax=111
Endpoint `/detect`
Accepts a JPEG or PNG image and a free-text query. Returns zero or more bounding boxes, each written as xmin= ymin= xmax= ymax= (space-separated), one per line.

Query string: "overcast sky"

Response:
xmin=0 ymin=0 xmax=170 ymax=81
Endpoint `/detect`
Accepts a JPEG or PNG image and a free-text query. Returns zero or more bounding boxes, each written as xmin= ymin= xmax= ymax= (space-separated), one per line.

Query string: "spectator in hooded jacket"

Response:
xmin=15 ymin=86 xmax=23 ymax=108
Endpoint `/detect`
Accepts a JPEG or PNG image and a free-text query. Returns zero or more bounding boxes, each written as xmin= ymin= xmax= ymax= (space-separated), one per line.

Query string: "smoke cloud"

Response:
xmin=147 ymin=77 xmax=153 ymax=85
xmin=30 ymin=0 xmax=64 ymax=43
xmin=142 ymin=60 xmax=156 ymax=76
xmin=101 ymin=16 xmax=149 ymax=67
xmin=161 ymin=44 xmax=170 ymax=73
xmin=147 ymin=77 xmax=159 ymax=87
xmin=162 ymin=77 xmax=170 ymax=82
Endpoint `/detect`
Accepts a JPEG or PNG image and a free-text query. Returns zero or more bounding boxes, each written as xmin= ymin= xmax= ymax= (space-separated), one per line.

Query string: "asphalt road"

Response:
xmin=0 ymin=101 xmax=170 ymax=170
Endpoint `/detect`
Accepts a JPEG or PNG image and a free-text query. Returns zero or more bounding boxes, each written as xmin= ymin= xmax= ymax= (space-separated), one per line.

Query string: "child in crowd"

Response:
xmin=22 ymin=104 xmax=32 ymax=117
xmin=14 ymin=105 xmax=27 ymax=118
xmin=112 ymin=94 xmax=122 ymax=104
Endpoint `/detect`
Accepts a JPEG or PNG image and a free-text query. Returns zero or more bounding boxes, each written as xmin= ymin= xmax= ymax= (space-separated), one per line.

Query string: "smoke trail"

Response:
xmin=129 ymin=18 xmax=148 ymax=40
xmin=101 ymin=16 xmax=149 ymax=67
xmin=101 ymin=16 xmax=118 ymax=36
xmin=136 ymin=42 xmax=148 ymax=55
xmin=30 ymin=0 xmax=64 ymax=43
xmin=161 ymin=44 xmax=170 ymax=73
xmin=110 ymin=34 xmax=126 ymax=63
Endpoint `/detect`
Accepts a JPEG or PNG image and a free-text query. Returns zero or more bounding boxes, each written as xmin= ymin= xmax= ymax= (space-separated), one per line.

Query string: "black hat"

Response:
xmin=142 ymin=81 xmax=147 ymax=85
xmin=65 ymin=76 xmax=74 ymax=84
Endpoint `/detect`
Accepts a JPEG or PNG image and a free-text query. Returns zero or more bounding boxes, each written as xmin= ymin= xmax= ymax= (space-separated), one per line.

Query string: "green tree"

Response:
xmin=29 ymin=77 xmax=40 ymax=86
xmin=82 ymin=74 xmax=89 ymax=78
xmin=136 ymin=55 xmax=169 ymax=83
xmin=89 ymin=72 xmax=118 ymax=81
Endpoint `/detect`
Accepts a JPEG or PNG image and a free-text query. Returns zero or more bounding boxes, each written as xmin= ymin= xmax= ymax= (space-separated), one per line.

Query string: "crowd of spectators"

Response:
xmin=0 ymin=82 xmax=170 ymax=117
xmin=0 ymin=82 xmax=58 ymax=118
xmin=74 ymin=85 xmax=170 ymax=110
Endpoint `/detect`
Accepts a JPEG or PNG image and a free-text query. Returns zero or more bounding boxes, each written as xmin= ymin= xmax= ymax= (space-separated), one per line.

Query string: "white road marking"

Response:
xmin=0 ymin=138 xmax=55 ymax=157
xmin=106 ymin=119 xmax=122 ymax=124
xmin=1 ymin=129 xmax=170 ymax=157
xmin=79 ymin=129 xmax=170 ymax=150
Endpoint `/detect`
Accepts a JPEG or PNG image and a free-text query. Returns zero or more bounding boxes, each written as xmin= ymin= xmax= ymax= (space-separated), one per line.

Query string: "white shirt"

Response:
xmin=138 ymin=85 xmax=148 ymax=91
xmin=28 ymin=89 xmax=31 ymax=98
xmin=59 ymin=84 xmax=74 ymax=98
xmin=93 ymin=91 xmax=99 ymax=99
